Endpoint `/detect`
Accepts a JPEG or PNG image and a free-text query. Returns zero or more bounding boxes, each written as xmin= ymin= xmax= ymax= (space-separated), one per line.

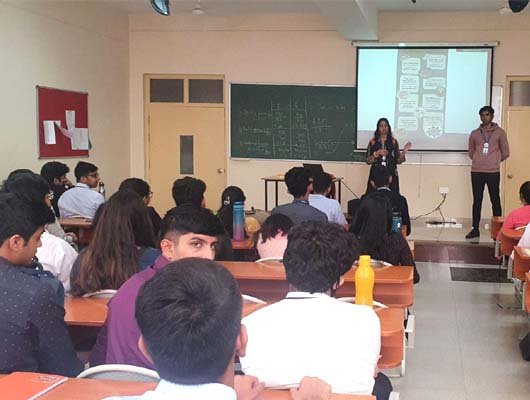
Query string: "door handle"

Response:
xmin=507 ymin=173 xmax=513 ymax=179
xmin=217 ymin=168 xmax=225 ymax=174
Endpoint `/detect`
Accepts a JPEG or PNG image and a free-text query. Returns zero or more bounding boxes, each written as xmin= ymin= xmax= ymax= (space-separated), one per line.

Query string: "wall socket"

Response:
xmin=439 ymin=186 xmax=449 ymax=194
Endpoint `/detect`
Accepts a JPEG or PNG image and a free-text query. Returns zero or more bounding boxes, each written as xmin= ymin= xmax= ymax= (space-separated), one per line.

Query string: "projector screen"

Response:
xmin=356 ymin=46 xmax=493 ymax=152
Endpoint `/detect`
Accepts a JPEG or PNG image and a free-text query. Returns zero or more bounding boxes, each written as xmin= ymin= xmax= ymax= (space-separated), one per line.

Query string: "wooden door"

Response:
xmin=145 ymin=75 xmax=226 ymax=215
xmin=503 ymin=77 xmax=530 ymax=214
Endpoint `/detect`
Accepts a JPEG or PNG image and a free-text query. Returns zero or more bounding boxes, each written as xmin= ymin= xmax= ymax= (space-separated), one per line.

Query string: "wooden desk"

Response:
xmin=0 ymin=375 xmax=373 ymax=400
xmin=64 ymin=297 xmax=267 ymax=328
xmin=222 ymin=261 xmax=414 ymax=308
xmin=59 ymin=217 xmax=94 ymax=245
xmin=374 ymin=308 xmax=404 ymax=369
xmin=491 ymin=216 xmax=504 ymax=240
xmin=513 ymin=246 xmax=530 ymax=281
xmin=262 ymin=175 xmax=343 ymax=211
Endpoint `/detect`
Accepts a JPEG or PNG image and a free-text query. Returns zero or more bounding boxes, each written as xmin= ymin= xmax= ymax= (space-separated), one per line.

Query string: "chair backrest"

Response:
xmin=256 ymin=257 xmax=283 ymax=263
xmin=242 ymin=294 xmax=267 ymax=304
xmin=500 ymin=231 xmax=520 ymax=257
xmin=82 ymin=289 xmax=117 ymax=299
xmin=77 ymin=364 xmax=160 ymax=382
xmin=336 ymin=297 xmax=388 ymax=309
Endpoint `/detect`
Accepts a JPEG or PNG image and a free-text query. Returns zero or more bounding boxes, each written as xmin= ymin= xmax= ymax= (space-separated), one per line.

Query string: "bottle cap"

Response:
xmin=359 ymin=255 xmax=371 ymax=263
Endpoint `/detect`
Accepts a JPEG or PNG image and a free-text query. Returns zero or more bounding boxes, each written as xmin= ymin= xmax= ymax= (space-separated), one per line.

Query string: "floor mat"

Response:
xmin=450 ymin=267 xmax=511 ymax=283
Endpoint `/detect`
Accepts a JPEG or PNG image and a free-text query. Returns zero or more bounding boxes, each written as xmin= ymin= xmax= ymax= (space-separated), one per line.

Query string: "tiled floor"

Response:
xmin=409 ymin=218 xmax=494 ymax=244
xmin=390 ymin=261 xmax=530 ymax=400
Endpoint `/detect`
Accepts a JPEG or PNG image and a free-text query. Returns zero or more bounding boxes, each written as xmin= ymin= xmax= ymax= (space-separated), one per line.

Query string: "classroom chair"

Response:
xmin=82 ymin=289 xmax=117 ymax=299
xmin=77 ymin=364 xmax=160 ymax=382
xmin=499 ymin=230 xmax=520 ymax=279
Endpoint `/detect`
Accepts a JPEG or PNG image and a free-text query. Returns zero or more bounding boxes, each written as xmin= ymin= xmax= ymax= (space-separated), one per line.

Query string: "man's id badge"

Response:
xmin=483 ymin=142 xmax=489 ymax=155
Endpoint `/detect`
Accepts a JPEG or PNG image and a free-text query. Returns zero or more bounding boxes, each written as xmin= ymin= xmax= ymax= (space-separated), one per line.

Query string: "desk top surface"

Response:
xmin=0 ymin=375 xmax=373 ymax=400
xmin=501 ymin=228 xmax=524 ymax=239
xmin=64 ymin=297 xmax=267 ymax=327
xmin=59 ymin=218 xmax=93 ymax=228
xmin=263 ymin=175 xmax=343 ymax=182
xmin=221 ymin=261 xmax=413 ymax=284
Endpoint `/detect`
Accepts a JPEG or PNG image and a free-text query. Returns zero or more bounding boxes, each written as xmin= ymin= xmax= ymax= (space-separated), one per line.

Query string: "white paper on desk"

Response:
xmin=43 ymin=120 xmax=56 ymax=144
xmin=55 ymin=122 xmax=73 ymax=139
xmin=72 ymin=128 xmax=89 ymax=150
xmin=66 ymin=110 xmax=76 ymax=131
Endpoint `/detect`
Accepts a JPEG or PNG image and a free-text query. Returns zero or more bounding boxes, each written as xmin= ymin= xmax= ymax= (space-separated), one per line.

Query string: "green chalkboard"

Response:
xmin=230 ymin=84 xmax=358 ymax=161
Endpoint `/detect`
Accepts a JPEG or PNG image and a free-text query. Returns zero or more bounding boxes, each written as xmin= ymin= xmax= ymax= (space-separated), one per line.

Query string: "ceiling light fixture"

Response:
xmin=150 ymin=0 xmax=170 ymax=16
xmin=192 ymin=0 xmax=205 ymax=15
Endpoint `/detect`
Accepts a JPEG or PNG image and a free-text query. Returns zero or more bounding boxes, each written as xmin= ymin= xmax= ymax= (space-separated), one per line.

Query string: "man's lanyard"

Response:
xmin=480 ymin=127 xmax=493 ymax=145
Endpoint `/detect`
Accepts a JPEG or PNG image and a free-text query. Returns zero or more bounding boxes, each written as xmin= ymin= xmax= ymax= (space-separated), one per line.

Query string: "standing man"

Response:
xmin=466 ymin=106 xmax=510 ymax=239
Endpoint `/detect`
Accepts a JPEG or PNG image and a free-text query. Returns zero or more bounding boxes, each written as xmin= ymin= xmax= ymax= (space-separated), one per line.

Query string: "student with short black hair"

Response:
xmin=255 ymin=214 xmax=293 ymax=260
xmin=1 ymin=172 xmax=78 ymax=291
xmin=104 ymin=258 xmax=333 ymax=400
xmin=171 ymin=176 xmax=206 ymax=210
xmin=241 ymin=221 xmax=392 ymax=399
xmin=58 ymin=161 xmax=104 ymax=218
xmin=271 ymin=167 xmax=327 ymax=225
xmin=309 ymin=172 xmax=347 ymax=226
xmin=40 ymin=161 xmax=72 ymax=217
xmin=0 ymin=193 xmax=83 ymax=376
xmin=90 ymin=206 xmax=225 ymax=367
xmin=119 ymin=177 xmax=162 ymax=237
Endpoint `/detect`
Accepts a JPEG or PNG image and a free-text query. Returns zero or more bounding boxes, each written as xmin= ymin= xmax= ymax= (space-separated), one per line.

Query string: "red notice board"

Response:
xmin=37 ymin=86 xmax=89 ymax=158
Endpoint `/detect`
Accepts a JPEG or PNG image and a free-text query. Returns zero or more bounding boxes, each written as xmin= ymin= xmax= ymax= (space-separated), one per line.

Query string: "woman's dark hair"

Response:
xmin=217 ymin=186 xmax=246 ymax=236
xmin=258 ymin=214 xmax=293 ymax=244
xmin=373 ymin=117 xmax=394 ymax=141
xmin=520 ymin=181 xmax=530 ymax=205
xmin=349 ymin=191 xmax=392 ymax=255
xmin=71 ymin=190 xmax=156 ymax=295
xmin=119 ymin=178 xmax=151 ymax=198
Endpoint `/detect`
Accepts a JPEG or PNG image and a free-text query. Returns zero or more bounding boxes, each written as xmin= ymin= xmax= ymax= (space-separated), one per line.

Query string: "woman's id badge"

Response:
xmin=482 ymin=142 xmax=489 ymax=155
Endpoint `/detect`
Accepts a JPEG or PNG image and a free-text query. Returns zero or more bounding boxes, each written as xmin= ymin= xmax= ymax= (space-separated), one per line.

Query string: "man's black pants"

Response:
xmin=471 ymin=172 xmax=502 ymax=230
xmin=373 ymin=372 xmax=393 ymax=400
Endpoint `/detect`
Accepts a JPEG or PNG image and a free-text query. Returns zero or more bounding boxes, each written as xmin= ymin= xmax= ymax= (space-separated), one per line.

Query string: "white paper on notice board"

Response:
xmin=43 ymin=120 xmax=61 ymax=144
xmin=66 ymin=110 xmax=76 ymax=131
xmin=71 ymin=128 xmax=89 ymax=150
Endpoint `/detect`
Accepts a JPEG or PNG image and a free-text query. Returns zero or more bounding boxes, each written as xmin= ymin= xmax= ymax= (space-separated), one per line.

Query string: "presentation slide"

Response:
xmin=356 ymin=47 xmax=493 ymax=151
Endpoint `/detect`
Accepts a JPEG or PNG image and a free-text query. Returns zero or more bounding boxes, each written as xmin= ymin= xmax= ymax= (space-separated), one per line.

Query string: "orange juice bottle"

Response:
xmin=355 ymin=255 xmax=374 ymax=306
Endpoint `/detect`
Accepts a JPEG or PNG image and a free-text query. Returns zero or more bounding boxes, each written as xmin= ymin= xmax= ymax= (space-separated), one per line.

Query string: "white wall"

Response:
xmin=129 ymin=10 xmax=530 ymax=218
xmin=0 ymin=1 xmax=130 ymax=193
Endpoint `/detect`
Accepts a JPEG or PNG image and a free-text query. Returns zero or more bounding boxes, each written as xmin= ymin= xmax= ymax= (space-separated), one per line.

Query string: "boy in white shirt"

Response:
xmin=241 ymin=221 xmax=392 ymax=400
xmin=105 ymin=258 xmax=332 ymax=400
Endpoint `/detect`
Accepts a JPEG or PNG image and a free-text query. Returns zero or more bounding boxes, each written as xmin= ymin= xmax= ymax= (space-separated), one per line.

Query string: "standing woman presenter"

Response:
xmin=366 ymin=117 xmax=411 ymax=193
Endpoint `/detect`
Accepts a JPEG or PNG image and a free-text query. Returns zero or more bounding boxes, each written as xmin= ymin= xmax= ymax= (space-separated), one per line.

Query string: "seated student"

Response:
xmin=90 ymin=206 xmax=225 ymax=367
xmin=0 ymin=193 xmax=83 ymax=376
xmin=241 ymin=221 xmax=392 ymax=399
xmin=2 ymin=172 xmax=77 ymax=287
xmin=271 ymin=167 xmax=327 ymax=225
xmin=58 ymin=161 xmax=104 ymax=219
xmin=217 ymin=186 xmax=246 ymax=237
xmin=369 ymin=165 xmax=411 ymax=236
xmin=498 ymin=181 xmax=530 ymax=241
xmin=309 ymin=172 xmax=348 ymax=226
xmin=40 ymin=161 xmax=72 ymax=217
xmin=170 ymin=176 xmax=206 ymax=211
xmin=349 ymin=192 xmax=419 ymax=284
xmin=256 ymin=214 xmax=293 ymax=260
xmin=104 ymin=258 xmax=332 ymax=400
xmin=119 ymin=177 xmax=162 ymax=237
xmin=70 ymin=190 xmax=159 ymax=297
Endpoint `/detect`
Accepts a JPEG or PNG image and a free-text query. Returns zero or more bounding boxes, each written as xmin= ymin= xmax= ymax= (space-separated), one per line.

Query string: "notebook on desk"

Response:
xmin=0 ymin=372 xmax=67 ymax=400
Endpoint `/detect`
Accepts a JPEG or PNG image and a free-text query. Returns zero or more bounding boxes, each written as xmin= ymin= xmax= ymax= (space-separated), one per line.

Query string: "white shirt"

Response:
xmin=309 ymin=194 xmax=347 ymax=225
xmin=516 ymin=221 xmax=530 ymax=254
xmin=240 ymin=292 xmax=380 ymax=395
xmin=103 ymin=379 xmax=236 ymax=400
xmin=58 ymin=183 xmax=104 ymax=219
xmin=36 ymin=231 xmax=78 ymax=292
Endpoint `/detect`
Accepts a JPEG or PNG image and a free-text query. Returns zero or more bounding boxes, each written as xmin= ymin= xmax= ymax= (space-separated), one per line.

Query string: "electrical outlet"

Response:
xmin=439 ymin=186 xmax=449 ymax=195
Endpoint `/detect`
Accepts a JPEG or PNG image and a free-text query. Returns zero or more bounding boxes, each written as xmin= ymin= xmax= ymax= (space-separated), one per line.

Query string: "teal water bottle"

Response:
xmin=233 ymin=201 xmax=245 ymax=241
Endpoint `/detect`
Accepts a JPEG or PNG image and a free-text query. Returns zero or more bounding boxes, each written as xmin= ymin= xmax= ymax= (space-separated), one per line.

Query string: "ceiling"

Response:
xmin=5 ymin=0 xmax=517 ymax=40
